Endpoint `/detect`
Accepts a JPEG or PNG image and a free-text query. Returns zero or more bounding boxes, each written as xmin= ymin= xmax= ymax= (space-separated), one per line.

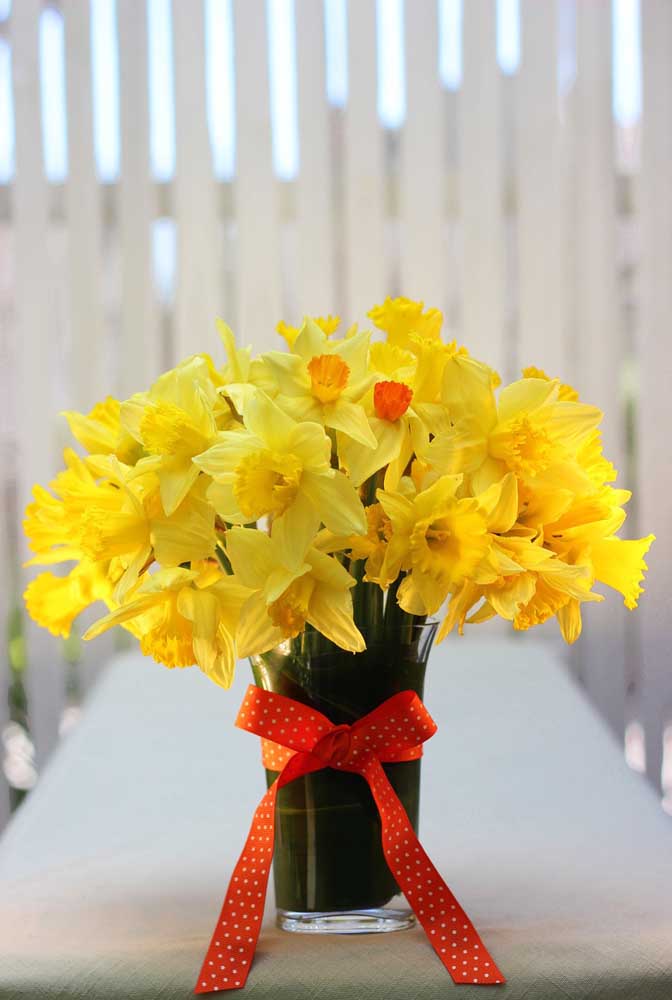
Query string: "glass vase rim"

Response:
xmin=250 ymin=618 xmax=439 ymax=662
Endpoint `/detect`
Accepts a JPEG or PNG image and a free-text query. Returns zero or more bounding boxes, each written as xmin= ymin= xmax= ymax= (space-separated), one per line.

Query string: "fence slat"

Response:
xmin=62 ymin=0 xmax=105 ymax=410
xmin=232 ymin=0 xmax=281 ymax=350
xmin=294 ymin=0 xmax=335 ymax=318
xmin=0 ymin=212 xmax=12 ymax=822
xmin=458 ymin=0 xmax=506 ymax=374
xmin=516 ymin=0 xmax=567 ymax=379
xmin=639 ymin=0 xmax=672 ymax=792
xmin=0 ymin=466 xmax=12 ymax=827
xmin=399 ymin=0 xmax=445 ymax=312
xmin=172 ymin=0 xmax=223 ymax=359
xmin=11 ymin=0 xmax=65 ymax=768
xmin=571 ymin=1 xmax=627 ymax=740
xmin=343 ymin=0 xmax=386 ymax=321
xmin=117 ymin=0 xmax=159 ymax=395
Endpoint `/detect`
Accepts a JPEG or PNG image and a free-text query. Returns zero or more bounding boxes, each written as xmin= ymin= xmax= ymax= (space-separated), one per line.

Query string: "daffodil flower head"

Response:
xmin=277 ymin=315 xmax=341 ymax=349
xmin=315 ymin=503 xmax=393 ymax=585
xmin=62 ymin=396 xmax=142 ymax=465
xmin=376 ymin=474 xmax=494 ymax=612
xmin=120 ymin=357 xmax=226 ymax=516
xmin=261 ymin=318 xmax=377 ymax=449
xmin=194 ymin=390 xmax=366 ymax=540
xmin=84 ymin=566 xmax=250 ymax=688
xmin=368 ymin=297 xmax=443 ymax=354
xmin=226 ymin=525 xmax=364 ymax=655
xmin=24 ymin=560 xmax=112 ymax=639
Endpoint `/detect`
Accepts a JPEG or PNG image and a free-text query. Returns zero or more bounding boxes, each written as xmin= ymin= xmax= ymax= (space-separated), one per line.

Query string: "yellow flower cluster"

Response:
xmin=24 ymin=300 xmax=654 ymax=688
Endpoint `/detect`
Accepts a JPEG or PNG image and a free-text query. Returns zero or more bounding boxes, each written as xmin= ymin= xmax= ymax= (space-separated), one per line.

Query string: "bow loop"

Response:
xmin=348 ymin=690 xmax=438 ymax=761
xmin=235 ymin=685 xmax=334 ymax=755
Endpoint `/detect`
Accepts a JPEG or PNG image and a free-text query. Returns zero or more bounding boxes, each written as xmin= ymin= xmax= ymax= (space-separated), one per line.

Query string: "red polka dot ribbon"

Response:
xmin=194 ymin=685 xmax=505 ymax=993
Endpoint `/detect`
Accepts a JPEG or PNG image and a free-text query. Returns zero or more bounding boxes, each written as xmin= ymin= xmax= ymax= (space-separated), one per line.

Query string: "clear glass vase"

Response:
xmin=249 ymin=619 xmax=438 ymax=934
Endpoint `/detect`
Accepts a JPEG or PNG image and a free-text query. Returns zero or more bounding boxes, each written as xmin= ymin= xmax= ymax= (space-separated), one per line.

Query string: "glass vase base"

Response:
xmin=277 ymin=907 xmax=416 ymax=935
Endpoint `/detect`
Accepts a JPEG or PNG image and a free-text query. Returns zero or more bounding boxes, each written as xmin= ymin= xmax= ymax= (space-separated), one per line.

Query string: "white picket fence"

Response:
xmin=1 ymin=0 xmax=671 ymax=829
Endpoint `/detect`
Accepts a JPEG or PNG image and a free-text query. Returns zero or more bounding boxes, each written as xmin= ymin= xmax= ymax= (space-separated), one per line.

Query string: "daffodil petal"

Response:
xmin=442 ymin=355 xmax=497 ymax=431
xmin=339 ymin=418 xmax=405 ymax=487
xmin=288 ymin=421 xmax=332 ymax=470
xmin=207 ymin=481 xmax=245 ymax=522
xmin=194 ymin=432 xmax=262 ymax=479
xmin=306 ymin=586 xmax=365 ymax=652
xmin=477 ymin=473 xmax=518 ymax=533
xmin=237 ymin=592 xmax=284 ymax=658
xmin=177 ymin=587 xmax=236 ymax=687
xmin=292 ymin=316 xmax=329 ymax=360
xmin=244 ymin=391 xmax=298 ymax=451
xmin=225 ymin=527 xmax=275 ymax=589
xmin=497 ymin=377 xmax=559 ymax=421
xmin=159 ymin=460 xmax=201 ymax=516
xmin=273 ymin=494 xmax=321 ymax=569
xmin=323 ymin=400 xmax=377 ymax=448
xmin=306 ymin=547 xmax=357 ymax=590
xmin=396 ymin=574 xmax=431 ymax=616
xmin=557 ymin=599 xmax=583 ymax=644
xmin=591 ymin=534 xmax=656 ymax=610
xmin=301 ymin=470 xmax=367 ymax=536
xmin=83 ymin=592 xmax=165 ymax=641
xmin=262 ymin=351 xmax=310 ymax=397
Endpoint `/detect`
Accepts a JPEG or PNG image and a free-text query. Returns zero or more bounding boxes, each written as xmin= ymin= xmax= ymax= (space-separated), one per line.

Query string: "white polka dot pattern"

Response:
xmin=194 ymin=685 xmax=506 ymax=993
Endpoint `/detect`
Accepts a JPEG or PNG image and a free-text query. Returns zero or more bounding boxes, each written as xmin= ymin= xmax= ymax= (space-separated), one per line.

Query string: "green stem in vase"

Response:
xmin=384 ymin=573 xmax=417 ymax=646
xmin=351 ymin=559 xmax=384 ymax=643
xmin=349 ymin=472 xmax=385 ymax=642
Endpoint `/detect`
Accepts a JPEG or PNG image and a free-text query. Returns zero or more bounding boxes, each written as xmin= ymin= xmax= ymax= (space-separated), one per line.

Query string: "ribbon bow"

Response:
xmin=195 ymin=685 xmax=505 ymax=992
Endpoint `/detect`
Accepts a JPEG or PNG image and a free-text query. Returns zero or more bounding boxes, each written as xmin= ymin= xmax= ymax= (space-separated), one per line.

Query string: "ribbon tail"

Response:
xmin=194 ymin=752 xmax=322 ymax=994
xmin=361 ymin=758 xmax=506 ymax=986
xmin=194 ymin=780 xmax=278 ymax=993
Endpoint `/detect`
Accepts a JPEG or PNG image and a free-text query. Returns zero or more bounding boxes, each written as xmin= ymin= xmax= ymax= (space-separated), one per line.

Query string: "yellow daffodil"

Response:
xmin=194 ymin=390 xmax=366 ymax=544
xmin=437 ymin=535 xmax=601 ymax=644
xmin=24 ymin=560 xmax=113 ymax=638
xmin=521 ymin=366 xmax=579 ymax=402
xmin=277 ymin=314 xmax=341 ymax=350
xmin=216 ymin=318 xmax=276 ymax=405
xmin=426 ymin=361 xmax=603 ymax=494
xmin=337 ymin=379 xmax=419 ymax=488
xmin=121 ymin=356 xmax=226 ymax=516
xmin=368 ymin=297 xmax=443 ymax=354
xmin=316 ymin=502 xmax=394 ymax=585
xmin=24 ymin=449 xmax=121 ymax=565
xmin=80 ymin=473 xmax=216 ymax=598
xmin=540 ymin=486 xmax=655 ymax=611
xmin=24 ymin=448 xmax=216 ymax=601
xmin=261 ymin=318 xmax=377 ymax=448
xmin=84 ymin=565 xmax=250 ymax=688
xmin=225 ymin=525 xmax=365 ymax=656
xmin=63 ymin=396 xmax=142 ymax=465
xmin=339 ymin=332 xmax=472 ymax=490
xmin=339 ymin=335 xmax=491 ymax=492
xmin=375 ymin=474 xmax=519 ymax=614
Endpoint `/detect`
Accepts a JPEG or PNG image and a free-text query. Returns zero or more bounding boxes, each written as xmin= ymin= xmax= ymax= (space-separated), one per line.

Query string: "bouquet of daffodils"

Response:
xmin=24 ymin=299 xmax=654 ymax=688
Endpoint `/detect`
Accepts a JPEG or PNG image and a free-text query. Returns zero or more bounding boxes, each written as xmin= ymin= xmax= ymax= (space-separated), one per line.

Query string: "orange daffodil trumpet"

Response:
xmin=24 ymin=297 xmax=654 ymax=686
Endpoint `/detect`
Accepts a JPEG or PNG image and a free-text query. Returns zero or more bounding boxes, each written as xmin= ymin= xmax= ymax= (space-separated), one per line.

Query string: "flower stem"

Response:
xmin=351 ymin=559 xmax=384 ymax=644
xmin=383 ymin=573 xmax=415 ymax=645
xmin=215 ymin=544 xmax=233 ymax=575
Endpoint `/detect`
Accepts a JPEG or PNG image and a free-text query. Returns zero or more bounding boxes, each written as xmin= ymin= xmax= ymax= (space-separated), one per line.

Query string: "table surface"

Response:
xmin=0 ymin=639 xmax=671 ymax=1000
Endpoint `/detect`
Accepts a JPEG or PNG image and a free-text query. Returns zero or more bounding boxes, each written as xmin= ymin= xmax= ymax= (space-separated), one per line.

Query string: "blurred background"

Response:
xmin=0 ymin=0 xmax=670 ymax=830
